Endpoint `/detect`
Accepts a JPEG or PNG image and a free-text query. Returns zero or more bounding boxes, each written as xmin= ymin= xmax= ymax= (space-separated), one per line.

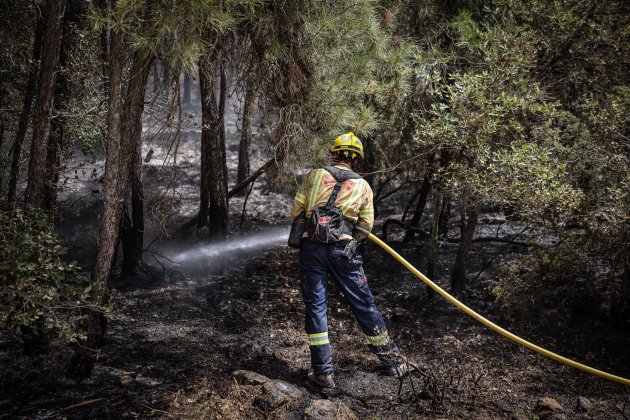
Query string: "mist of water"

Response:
xmin=172 ymin=227 xmax=289 ymax=265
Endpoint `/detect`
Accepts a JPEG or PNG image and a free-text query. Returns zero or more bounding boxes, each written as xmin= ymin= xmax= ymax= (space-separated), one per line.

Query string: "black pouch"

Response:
xmin=308 ymin=205 xmax=350 ymax=243
xmin=288 ymin=213 xmax=306 ymax=248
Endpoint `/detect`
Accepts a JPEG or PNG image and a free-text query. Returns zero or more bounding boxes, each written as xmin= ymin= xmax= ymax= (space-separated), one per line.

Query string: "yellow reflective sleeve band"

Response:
xmin=359 ymin=209 xmax=374 ymax=216
xmin=365 ymin=332 xmax=390 ymax=347
xmin=294 ymin=192 xmax=305 ymax=204
xmin=308 ymin=332 xmax=329 ymax=346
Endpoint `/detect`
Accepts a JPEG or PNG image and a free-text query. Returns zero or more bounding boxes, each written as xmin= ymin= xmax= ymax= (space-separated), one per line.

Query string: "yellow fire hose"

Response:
xmin=355 ymin=227 xmax=630 ymax=386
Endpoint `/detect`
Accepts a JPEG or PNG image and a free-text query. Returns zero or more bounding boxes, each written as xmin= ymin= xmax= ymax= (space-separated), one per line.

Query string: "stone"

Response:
xmin=253 ymin=380 xmax=304 ymax=412
xmin=535 ymin=397 xmax=564 ymax=413
xmin=304 ymin=399 xmax=358 ymax=420
xmin=119 ymin=374 xmax=135 ymax=387
xmin=232 ymin=370 xmax=269 ymax=386
xmin=576 ymin=396 xmax=593 ymax=412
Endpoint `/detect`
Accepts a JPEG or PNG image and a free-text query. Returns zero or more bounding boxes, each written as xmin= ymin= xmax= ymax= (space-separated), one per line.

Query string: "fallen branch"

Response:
xmin=61 ymin=398 xmax=105 ymax=411
xmin=228 ymin=159 xmax=274 ymax=199
xmin=178 ymin=159 xmax=274 ymax=232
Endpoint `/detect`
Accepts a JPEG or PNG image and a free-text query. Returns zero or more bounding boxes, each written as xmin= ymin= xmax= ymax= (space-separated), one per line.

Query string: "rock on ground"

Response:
xmin=577 ymin=396 xmax=593 ymax=412
xmin=253 ymin=380 xmax=303 ymax=412
xmin=232 ymin=370 xmax=269 ymax=386
xmin=304 ymin=399 xmax=358 ymax=420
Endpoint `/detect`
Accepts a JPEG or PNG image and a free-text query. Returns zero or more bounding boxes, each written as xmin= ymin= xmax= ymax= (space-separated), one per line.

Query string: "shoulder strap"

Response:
xmin=325 ymin=180 xmax=343 ymax=210
xmin=321 ymin=166 xmax=361 ymax=210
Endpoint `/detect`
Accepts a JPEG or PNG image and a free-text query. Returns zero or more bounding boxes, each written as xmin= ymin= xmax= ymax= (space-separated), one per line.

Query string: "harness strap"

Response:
xmin=325 ymin=180 xmax=344 ymax=210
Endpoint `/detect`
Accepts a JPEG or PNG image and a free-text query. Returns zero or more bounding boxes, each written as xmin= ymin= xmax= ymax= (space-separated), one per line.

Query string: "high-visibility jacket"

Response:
xmin=290 ymin=163 xmax=374 ymax=241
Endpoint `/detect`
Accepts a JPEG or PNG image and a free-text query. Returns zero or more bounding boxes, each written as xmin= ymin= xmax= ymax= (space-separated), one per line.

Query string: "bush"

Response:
xmin=0 ymin=208 xmax=96 ymax=345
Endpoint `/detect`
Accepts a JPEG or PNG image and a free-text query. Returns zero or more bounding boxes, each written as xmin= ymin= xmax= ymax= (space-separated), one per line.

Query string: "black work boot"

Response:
xmin=379 ymin=358 xmax=419 ymax=377
xmin=308 ymin=371 xmax=335 ymax=388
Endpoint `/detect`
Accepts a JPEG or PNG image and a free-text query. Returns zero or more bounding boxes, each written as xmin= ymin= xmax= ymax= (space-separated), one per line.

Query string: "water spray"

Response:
xmin=172 ymin=227 xmax=289 ymax=265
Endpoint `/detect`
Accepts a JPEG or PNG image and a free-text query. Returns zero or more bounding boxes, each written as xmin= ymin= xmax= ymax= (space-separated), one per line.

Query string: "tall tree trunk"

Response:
xmin=236 ymin=78 xmax=254 ymax=185
xmin=24 ymin=0 xmax=66 ymax=209
xmin=450 ymin=199 xmax=479 ymax=293
xmin=0 ymin=122 xmax=4 ymax=197
xmin=403 ymin=173 xmax=432 ymax=242
xmin=6 ymin=17 xmax=44 ymax=209
xmin=183 ymin=72 xmax=191 ymax=105
xmin=97 ymin=0 xmax=109 ymax=96
xmin=152 ymin=60 xmax=160 ymax=92
xmin=427 ymin=193 xmax=446 ymax=299
xmin=42 ymin=0 xmax=79 ymax=211
xmin=197 ymin=53 xmax=216 ymax=227
xmin=68 ymin=27 xmax=127 ymax=379
xmin=208 ymin=59 xmax=228 ymax=239
xmin=121 ymin=55 xmax=154 ymax=275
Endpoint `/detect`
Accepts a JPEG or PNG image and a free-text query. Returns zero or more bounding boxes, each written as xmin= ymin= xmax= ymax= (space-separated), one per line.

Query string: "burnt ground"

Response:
xmin=1 ymin=212 xmax=629 ymax=419
xmin=2 ymin=82 xmax=629 ymax=419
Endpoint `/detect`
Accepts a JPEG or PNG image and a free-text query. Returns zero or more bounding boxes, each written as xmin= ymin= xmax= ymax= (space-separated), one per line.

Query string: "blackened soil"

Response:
xmin=1 ymin=227 xmax=629 ymax=419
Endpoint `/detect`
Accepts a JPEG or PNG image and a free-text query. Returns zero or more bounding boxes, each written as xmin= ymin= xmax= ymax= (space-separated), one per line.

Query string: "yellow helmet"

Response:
xmin=331 ymin=132 xmax=364 ymax=160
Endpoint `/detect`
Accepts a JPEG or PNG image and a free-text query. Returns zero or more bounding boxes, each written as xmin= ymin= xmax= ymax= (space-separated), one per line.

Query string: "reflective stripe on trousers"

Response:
xmin=299 ymin=239 xmax=401 ymax=374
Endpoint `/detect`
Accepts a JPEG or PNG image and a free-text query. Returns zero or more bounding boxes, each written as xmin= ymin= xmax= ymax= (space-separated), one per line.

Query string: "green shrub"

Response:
xmin=0 ymin=208 xmax=95 ymax=344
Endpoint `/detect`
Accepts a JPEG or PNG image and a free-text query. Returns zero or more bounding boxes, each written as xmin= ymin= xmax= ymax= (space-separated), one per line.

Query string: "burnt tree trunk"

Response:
xmin=24 ymin=0 xmax=66 ymax=209
xmin=152 ymin=61 xmax=160 ymax=92
xmin=6 ymin=17 xmax=44 ymax=209
xmin=42 ymin=0 xmax=80 ymax=211
xmin=183 ymin=72 xmax=191 ymax=105
xmin=0 ymin=122 xmax=4 ymax=196
xmin=236 ymin=78 xmax=254 ymax=185
xmin=96 ymin=0 xmax=109 ymax=96
xmin=121 ymin=55 xmax=153 ymax=275
xmin=68 ymin=27 xmax=127 ymax=379
xmin=197 ymin=52 xmax=216 ymax=227
xmin=208 ymin=59 xmax=228 ymax=239
xmin=198 ymin=51 xmax=228 ymax=239
xmin=403 ymin=173 xmax=432 ymax=242
xmin=426 ymin=193 xmax=446 ymax=299
xmin=450 ymin=199 xmax=479 ymax=293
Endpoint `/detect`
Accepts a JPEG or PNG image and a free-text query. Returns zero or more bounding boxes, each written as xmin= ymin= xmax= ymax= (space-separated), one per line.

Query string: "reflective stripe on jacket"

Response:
xmin=290 ymin=163 xmax=374 ymax=240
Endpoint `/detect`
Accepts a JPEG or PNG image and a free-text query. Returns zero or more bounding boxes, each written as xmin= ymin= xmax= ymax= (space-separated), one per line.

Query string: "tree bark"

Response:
xmin=121 ymin=55 xmax=153 ymax=275
xmin=236 ymin=78 xmax=254 ymax=185
xmin=183 ymin=72 xmax=191 ymax=105
xmin=24 ymin=0 xmax=66 ymax=209
xmin=426 ymin=193 xmax=446 ymax=299
xmin=42 ymin=0 xmax=81 ymax=211
xmin=68 ymin=27 xmax=127 ymax=379
xmin=197 ymin=53 xmax=215 ymax=227
xmin=198 ymin=50 xmax=228 ymax=239
xmin=152 ymin=60 xmax=160 ymax=92
xmin=403 ymin=173 xmax=432 ymax=242
xmin=97 ymin=0 xmax=109 ymax=96
xmin=208 ymin=59 xmax=228 ymax=240
xmin=6 ymin=17 xmax=44 ymax=209
xmin=450 ymin=199 xmax=479 ymax=293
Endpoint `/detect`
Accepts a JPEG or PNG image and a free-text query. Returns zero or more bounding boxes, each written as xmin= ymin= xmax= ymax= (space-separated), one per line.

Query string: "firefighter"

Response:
xmin=290 ymin=132 xmax=408 ymax=389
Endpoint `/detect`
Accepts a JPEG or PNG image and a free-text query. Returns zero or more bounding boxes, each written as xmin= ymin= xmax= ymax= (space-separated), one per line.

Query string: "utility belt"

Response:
xmin=288 ymin=165 xmax=361 ymax=250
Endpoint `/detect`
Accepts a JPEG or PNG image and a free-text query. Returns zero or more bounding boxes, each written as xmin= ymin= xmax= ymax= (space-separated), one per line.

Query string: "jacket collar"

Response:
xmin=333 ymin=162 xmax=352 ymax=170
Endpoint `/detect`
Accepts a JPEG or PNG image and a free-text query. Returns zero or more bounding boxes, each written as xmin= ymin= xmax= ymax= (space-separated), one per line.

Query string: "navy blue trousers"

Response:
xmin=299 ymin=239 xmax=401 ymax=374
